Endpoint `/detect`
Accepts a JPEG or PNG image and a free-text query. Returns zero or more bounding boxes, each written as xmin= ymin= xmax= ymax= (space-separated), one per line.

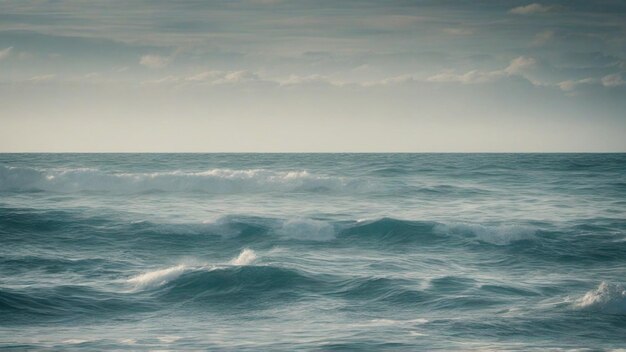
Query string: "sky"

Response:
xmin=0 ymin=0 xmax=625 ymax=152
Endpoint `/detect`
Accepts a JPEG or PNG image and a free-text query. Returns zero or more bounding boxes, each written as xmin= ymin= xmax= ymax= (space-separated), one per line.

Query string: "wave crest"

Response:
xmin=229 ymin=248 xmax=257 ymax=265
xmin=576 ymin=282 xmax=626 ymax=315
xmin=128 ymin=249 xmax=258 ymax=289
xmin=0 ymin=165 xmax=364 ymax=194
xmin=127 ymin=264 xmax=189 ymax=289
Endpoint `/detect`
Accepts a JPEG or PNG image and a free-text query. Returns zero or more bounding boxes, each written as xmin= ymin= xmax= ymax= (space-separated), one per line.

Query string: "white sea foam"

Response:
xmin=0 ymin=165 xmax=362 ymax=194
xmin=127 ymin=264 xmax=189 ymax=289
xmin=277 ymin=218 xmax=336 ymax=241
xmin=229 ymin=248 xmax=257 ymax=265
xmin=370 ymin=318 xmax=428 ymax=325
xmin=362 ymin=318 xmax=429 ymax=327
xmin=118 ymin=338 xmax=137 ymax=345
xmin=435 ymin=223 xmax=536 ymax=245
xmin=576 ymin=282 xmax=626 ymax=315
xmin=62 ymin=339 xmax=89 ymax=344
xmin=128 ymin=249 xmax=258 ymax=289
xmin=157 ymin=336 xmax=182 ymax=343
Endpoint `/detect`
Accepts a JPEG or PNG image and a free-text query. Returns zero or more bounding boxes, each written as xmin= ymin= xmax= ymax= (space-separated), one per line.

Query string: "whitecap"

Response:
xmin=229 ymin=248 xmax=257 ymax=266
xmin=127 ymin=264 xmax=188 ymax=289
xmin=157 ymin=336 xmax=182 ymax=343
xmin=576 ymin=282 xmax=626 ymax=315
xmin=62 ymin=339 xmax=89 ymax=344
xmin=128 ymin=249 xmax=259 ymax=289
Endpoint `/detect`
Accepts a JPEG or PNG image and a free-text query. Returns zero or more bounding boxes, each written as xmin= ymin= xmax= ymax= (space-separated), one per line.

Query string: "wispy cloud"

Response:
xmin=504 ymin=56 xmax=537 ymax=75
xmin=144 ymin=70 xmax=263 ymax=86
xmin=443 ymin=28 xmax=474 ymax=36
xmin=279 ymin=74 xmax=344 ymax=87
xmin=427 ymin=70 xmax=503 ymax=84
xmin=27 ymin=74 xmax=57 ymax=82
xmin=139 ymin=54 xmax=169 ymax=69
xmin=558 ymin=78 xmax=595 ymax=91
xmin=601 ymin=73 xmax=625 ymax=87
xmin=427 ymin=56 xmax=538 ymax=84
xmin=0 ymin=47 xmax=13 ymax=60
xmin=509 ymin=3 xmax=556 ymax=15
xmin=532 ymin=30 xmax=555 ymax=46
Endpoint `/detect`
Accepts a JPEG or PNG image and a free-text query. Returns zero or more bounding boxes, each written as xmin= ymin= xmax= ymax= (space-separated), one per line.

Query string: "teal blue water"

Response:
xmin=1 ymin=154 xmax=625 ymax=350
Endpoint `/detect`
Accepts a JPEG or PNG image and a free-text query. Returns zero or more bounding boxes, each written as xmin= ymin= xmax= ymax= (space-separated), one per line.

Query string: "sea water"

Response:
xmin=1 ymin=153 xmax=625 ymax=350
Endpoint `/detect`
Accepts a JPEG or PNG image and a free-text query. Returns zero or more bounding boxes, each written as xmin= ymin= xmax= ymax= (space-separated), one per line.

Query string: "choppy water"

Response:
xmin=1 ymin=153 xmax=625 ymax=351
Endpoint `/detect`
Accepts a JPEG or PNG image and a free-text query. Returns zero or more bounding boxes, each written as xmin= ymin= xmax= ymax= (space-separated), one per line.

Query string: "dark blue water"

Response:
xmin=1 ymin=154 xmax=625 ymax=350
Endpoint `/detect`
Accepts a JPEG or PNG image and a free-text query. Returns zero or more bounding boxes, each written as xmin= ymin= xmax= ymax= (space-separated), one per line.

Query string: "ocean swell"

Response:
xmin=0 ymin=165 xmax=364 ymax=194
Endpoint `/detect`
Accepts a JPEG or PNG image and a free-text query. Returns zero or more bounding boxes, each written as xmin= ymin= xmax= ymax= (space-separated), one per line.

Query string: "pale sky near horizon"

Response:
xmin=1 ymin=0 xmax=625 ymax=152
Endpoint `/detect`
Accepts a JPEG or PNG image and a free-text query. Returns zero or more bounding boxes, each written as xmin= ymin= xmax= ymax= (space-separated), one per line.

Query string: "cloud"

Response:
xmin=186 ymin=71 xmax=222 ymax=82
xmin=0 ymin=47 xmax=13 ymax=60
xmin=215 ymin=71 xmax=260 ymax=84
xmin=427 ymin=70 xmax=504 ymax=84
xmin=557 ymin=78 xmax=595 ymax=91
xmin=509 ymin=3 xmax=555 ymax=15
xmin=27 ymin=74 xmax=57 ymax=82
xmin=427 ymin=56 xmax=538 ymax=84
xmin=504 ymin=56 xmax=537 ymax=75
xmin=557 ymin=74 xmax=625 ymax=92
xmin=139 ymin=54 xmax=169 ymax=69
xmin=143 ymin=70 xmax=264 ymax=87
xmin=187 ymin=70 xmax=260 ymax=84
xmin=280 ymin=74 xmax=344 ymax=87
xmin=443 ymin=28 xmax=474 ymax=36
xmin=601 ymin=73 xmax=625 ymax=87
xmin=532 ymin=30 xmax=554 ymax=46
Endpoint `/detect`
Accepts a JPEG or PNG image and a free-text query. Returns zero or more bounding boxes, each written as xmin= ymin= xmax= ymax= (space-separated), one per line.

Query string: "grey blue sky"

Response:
xmin=1 ymin=0 xmax=625 ymax=151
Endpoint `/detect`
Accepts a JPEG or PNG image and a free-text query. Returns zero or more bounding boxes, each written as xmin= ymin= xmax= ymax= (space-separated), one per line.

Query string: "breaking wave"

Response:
xmin=576 ymin=282 xmax=626 ymax=315
xmin=127 ymin=249 xmax=259 ymax=289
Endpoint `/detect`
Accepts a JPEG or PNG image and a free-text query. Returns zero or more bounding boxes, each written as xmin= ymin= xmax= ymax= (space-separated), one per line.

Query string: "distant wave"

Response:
xmin=134 ymin=216 xmax=540 ymax=245
xmin=0 ymin=165 xmax=367 ymax=194
xmin=0 ymin=206 xmax=555 ymax=247
xmin=341 ymin=217 xmax=538 ymax=245
xmin=4 ymin=205 xmax=626 ymax=265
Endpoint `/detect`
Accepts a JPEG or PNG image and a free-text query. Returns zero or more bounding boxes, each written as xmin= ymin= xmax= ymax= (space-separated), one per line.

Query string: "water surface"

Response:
xmin=1 ymin=153 xmax=625 ymax=350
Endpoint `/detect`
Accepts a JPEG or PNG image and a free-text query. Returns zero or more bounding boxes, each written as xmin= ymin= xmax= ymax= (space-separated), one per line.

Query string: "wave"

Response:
xmin=339 ymin=218 xmax=441 ymax=245
xmin=121 ymin=216 xmax=536 ymax=246
xmin=4 ymin=206 xmax=624 ymax=264
xmin=130 ymin=263 xmax=429 ymax=308
xmin=277 ymin=218 xmax=336 ymax=241
xmin=0 ymin=205 xmax=553 ymax=247
xmin=127 ymin=264 xmax=190 ymax=290
xmin=433 ymin=223 xmax=536 ymax=245
xmin=0 ymin=165 xmax=366 ymax=194
xmin=339 ymin=218 xmax=538 ymax=246
xmin=0 ymin=285 xmax=147 ymax=324
xmin=229 ymin=248 xmax=257 ymax=265
xmin=128 ymin=249 xmax=258 ymax=289
xmin=576 ymin=282 xmax=626 ymax=315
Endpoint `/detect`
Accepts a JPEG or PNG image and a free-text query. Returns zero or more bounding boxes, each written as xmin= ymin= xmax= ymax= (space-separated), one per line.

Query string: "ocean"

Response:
xmin=1 ymin=153 xmax=625 ymax=350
